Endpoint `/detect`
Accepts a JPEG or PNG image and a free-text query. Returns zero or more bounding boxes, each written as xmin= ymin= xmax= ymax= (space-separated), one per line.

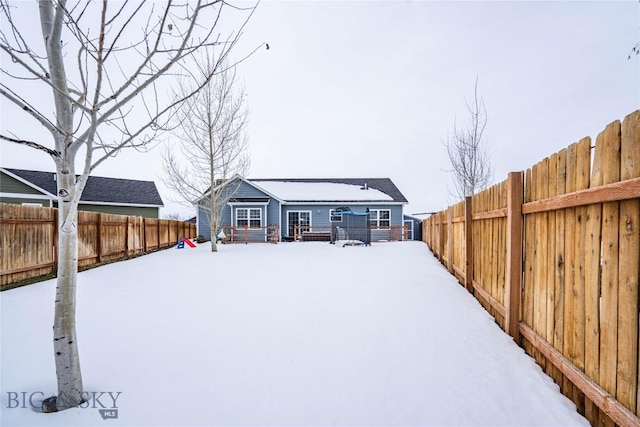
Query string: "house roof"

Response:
xmin=250 ymin=178 xmax=408 ymax=204
xmin=2 ymin=168 xmax=164 ymax=207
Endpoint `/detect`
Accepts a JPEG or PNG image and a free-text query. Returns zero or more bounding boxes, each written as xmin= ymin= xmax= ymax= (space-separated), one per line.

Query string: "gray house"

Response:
xmin=0 ymin=167 xmax=164 ymax=218
xmin=196 ymin=176 xmax=412 ymax=242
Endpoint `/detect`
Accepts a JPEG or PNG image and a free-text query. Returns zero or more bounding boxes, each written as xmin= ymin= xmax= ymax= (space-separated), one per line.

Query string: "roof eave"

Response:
xmin=194 ymin=175 xmax=285 ymax=205
xmin=282 ymin=200 xmax=405 ymax=205
xmin=78 ymin=201 xmax=164 ymax=208
xmin=0 ymin=167 xmax=57 ymax=198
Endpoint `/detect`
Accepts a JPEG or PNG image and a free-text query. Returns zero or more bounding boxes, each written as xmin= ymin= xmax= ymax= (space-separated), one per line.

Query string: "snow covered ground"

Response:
xmin=1 ymin=241 xmax=588 ymax=426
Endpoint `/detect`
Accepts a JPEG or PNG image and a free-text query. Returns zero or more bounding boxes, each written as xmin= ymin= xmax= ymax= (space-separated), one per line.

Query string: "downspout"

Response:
xmin=279 ymin=202 xmax=283 ymax=240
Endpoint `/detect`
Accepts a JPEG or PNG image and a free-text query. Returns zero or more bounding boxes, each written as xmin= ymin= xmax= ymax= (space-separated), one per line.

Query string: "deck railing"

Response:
xmin=221 ymin=225 xmax=279 ymax=244
xmin=292 ymin=225 xmax=408 ymax=242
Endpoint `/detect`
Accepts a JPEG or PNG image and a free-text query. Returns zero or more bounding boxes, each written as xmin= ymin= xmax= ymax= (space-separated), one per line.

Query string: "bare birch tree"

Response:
xmin=162 ymin=55 xmax=249 ymax=252
xmin=445 ymin=77 xmax=493 ymax=200
xmin=0 ymin=0 xmax=261 ymax=412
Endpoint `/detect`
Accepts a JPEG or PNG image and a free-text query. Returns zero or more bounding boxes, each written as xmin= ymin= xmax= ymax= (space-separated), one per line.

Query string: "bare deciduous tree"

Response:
xmin=162 ymin=55 xmax=250 ymax=252
xmin=444 ymin=77 xmax=493 ymax=200
xmin=164 ymin=212 xmax=189 ymax=221
xmin=0 ymin=0 xmax=260 ymax=412
xmin=629 ymin=41 xmax=640 ymax=60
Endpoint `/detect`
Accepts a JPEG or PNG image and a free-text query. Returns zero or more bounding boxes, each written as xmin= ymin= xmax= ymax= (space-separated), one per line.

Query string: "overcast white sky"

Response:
xmin=1 ymin=0 xmax=639 ymax=218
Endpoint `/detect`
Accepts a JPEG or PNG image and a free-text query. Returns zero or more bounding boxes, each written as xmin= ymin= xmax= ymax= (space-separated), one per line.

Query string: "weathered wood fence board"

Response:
xmin=0 ymin=205 xmax=56 ymax=280
xmin=423 ymin=110 xmax=640 ymax=427
xmin=619 ymin=112 xmax=639 ymax=417
xmin=0 ymin=205 xmax=196 ymax=289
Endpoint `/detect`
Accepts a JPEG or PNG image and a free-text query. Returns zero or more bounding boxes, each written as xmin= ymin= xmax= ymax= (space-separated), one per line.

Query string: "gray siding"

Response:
xmin=220 ymin=204 xmax=232 ymax=230
xmin=76 ymin=204 xmax=159 ymax=218
xmin=234 ymin=180 xmax=271 ymax=198
xmin=281 ymin=204 xmax=403 ymax=240
xmin=403 ymin=215 xmax=423 ymax=241
xmin=0 ymin=172 xmax=48 ymax=195
xmin=266 ymin=199 xmax=280 ymax=227
xmin=197 ymin=204 xmax=212 ymax=239
xmin=197 ymin=179 xmax=278 ymax=241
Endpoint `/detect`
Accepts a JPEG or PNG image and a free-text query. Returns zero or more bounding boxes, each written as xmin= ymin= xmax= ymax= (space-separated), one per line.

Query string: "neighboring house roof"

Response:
xmin=403 ymin=213 xmax=423 ymax=221
xmin=251 ymin=178 xmax=408 ymax=204
xmin=2 ymin=168 xmax=164 ymax=207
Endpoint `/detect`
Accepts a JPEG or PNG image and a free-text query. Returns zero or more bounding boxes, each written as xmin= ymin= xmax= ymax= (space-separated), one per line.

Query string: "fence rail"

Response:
xmin=0 ymin=204 xmax=197 ymax=289
xmin=423 ymin=110 xmax=640 ymax=427
xmin=221 ymin=225 xmax=279 ymax=244
xmin=292 ymin=225 xmax=408 ymax=242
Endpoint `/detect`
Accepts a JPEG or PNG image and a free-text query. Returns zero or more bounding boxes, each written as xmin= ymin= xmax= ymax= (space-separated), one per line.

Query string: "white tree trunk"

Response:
xmin=53 ymin=223 xmax=83 ymax=408
xmin=210 ymin=221 xmax=218 ymax=252
xmin=46 ymin=171 xmax=84 ymax=411
xmin=2 ymin=1 xmax=258 ymax=411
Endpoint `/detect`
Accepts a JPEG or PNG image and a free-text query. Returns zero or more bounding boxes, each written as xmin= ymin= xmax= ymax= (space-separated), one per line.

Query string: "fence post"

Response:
xmin=96 ymin=213 xmax=103 ymax=263
xmin=465 ymin=196 xmax=473 ymax=293
xmin=143 ymin=217 xmax=148 ymax=253
xmin=505 ymin=171 xmax=524 ymax=340
xmin=125 ymin=216 xmax=130 ymax=258
xmin=447 ymin=207 xmax=453 ymax=273
xmin=429 ymin=216 xmax=433 ymax=249
xmin=438 ymin=213 xmax=445 ymax=263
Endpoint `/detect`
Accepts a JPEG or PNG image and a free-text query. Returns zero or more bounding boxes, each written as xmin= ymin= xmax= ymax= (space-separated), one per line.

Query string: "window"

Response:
xmin=330 ymin=209 xmax=343 ymax=222
xmin=237 ymin=209 xmax=247 ymax=226
xmin=288 ymin=211 xmax=311 ymax=236
xmin=369 ymin=209 xmax=390 ymax=228
xmin=249 ymin=209 xmax=261 ymax=227
xmin=236 ymin=208 xmax=262 ymax=228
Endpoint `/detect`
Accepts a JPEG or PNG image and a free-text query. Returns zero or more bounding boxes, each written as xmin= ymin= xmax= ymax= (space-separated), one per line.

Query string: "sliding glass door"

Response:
xmin=288 ymin=211 xmax=311 ymax=238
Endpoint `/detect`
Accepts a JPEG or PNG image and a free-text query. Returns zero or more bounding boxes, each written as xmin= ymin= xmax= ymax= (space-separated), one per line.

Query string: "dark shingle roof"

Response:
xmin=4 ymin=168 xmax=163 ymax=206
xmin=250 ymin=178 xmax=408 ymax=203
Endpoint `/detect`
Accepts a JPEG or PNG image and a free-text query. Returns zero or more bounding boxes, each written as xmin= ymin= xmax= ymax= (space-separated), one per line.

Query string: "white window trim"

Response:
xmin=404 ymin=219 xmax=414 ymax=240
xmin=287 ymin=210 xmax=312 ymax=235
xmin=370 ymin=209 xmax=391 ymax=228
xmin=329 ymin=209 xmax=343 ymax=223
xmin=235 ymin=207 xmax=263 ymax=228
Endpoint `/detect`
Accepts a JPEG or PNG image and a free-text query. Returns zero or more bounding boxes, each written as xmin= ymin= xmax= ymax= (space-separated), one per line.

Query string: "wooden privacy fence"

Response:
xmin=0 ymin=203 xmax=197 ymax=289
xmin=423 ymin=110 xmax=640 ymax=427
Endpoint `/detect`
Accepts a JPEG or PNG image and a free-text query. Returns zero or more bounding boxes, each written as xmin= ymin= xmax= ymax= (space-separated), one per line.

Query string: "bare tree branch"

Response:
xmin=444 ymin=76 xmax=494 ymax=200
xmin=0 ymin=84 xmax=58 ymax=134
xmin=0 ymin=0 xmax=261 ymax=411
xmin=0 ymin=134 xmax=60 ymax=157
xmin=162 ymin=55 xmax=250 ymax=251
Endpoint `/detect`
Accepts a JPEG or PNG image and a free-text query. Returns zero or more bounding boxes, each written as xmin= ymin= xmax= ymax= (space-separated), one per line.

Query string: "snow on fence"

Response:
xmin=0 ymin=204 xmax=197 ymax=289
xmin=423 ymin=110 xmax=640 ymax=427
